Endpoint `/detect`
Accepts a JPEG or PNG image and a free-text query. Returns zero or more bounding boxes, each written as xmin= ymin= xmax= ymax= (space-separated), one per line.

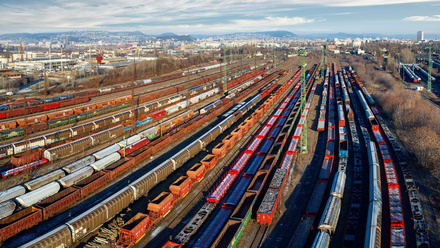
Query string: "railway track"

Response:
xmin=2 ymin=60 xmax=290 ymax=247
xmin=163 ymin=60 xmax=318 ymax=248
xmin=0 ymin=64 xmax=269 ymax=181
xmin=127 ymin=59 xmax=299 ymax=246
xmin=0 ymin=60 xmax=261 ymax=144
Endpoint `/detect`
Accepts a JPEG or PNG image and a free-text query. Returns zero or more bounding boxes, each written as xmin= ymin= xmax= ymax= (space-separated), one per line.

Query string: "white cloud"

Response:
xmin=404 ymin=14 xmax=440 ymax=21
xmin=300 ymin=0 xmax=439 ymax=6
xmin=0 ymin=0 xmax=438 ymax=34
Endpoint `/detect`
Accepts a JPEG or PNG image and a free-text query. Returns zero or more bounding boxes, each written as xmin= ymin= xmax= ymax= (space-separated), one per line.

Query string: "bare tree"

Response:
xmin=400 ymin=48 xmax=415 ymax=64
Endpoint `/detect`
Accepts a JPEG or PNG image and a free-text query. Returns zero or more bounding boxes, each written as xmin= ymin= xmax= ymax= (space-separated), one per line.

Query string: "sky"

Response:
xmin=1 ymin=0 xmax=440 ymax=35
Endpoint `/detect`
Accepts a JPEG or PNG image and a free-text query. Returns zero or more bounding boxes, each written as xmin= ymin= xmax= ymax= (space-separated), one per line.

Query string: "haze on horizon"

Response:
xmin=1 ymin=0 xmax=440 ymax=35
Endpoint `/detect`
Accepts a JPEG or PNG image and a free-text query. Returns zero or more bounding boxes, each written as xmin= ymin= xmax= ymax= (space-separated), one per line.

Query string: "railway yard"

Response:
xmin=0 ymin=54 xmax=435 ymax=248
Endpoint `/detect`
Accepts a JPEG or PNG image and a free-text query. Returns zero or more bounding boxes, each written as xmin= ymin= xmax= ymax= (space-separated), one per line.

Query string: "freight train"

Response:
xmin=401 ymin=65 xmax=421 ymax=83
xmin=0 ymin=69 xmax=282 ymax=245
xmin=0 ymin=71 xmax=267 ymax=178
xmin=18 ymin=76 xmax=272 ymax=247
xmin=350 ymin=67 xmax=407 ymax=248
xmin=364 ymin=141 xmax=382 ymax=248
xmin=0 ymin=67 xmax=265 ymax=142
xmin=0 ymin=62 xmax=263 ymax=120
xmin=0 ymin=87 xmax=220 ymax=159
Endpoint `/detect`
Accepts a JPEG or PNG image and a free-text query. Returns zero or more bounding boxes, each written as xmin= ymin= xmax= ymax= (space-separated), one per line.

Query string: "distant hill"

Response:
xmin=0 ymin=31 xmax=152 ymax=43
xmin=214 ymin=30 xmax=296 ymax=40
xmin=156 ymin=34 xmax=196 ymax=42
xmin=253 ymin=30 xmax=297 ymax=38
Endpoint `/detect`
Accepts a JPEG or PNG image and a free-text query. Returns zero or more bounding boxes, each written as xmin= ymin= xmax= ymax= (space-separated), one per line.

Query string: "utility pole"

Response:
xmin=49 ymin=45 xmax=52 ymax=71
xmin=133 ymin=51 xmax=137 ymax=81
xmin=44 ymin=71 xmax=48 ymax=95
xmin=273 ymin=47 xmax=276 ymax=68
xmin=223 ymin=44 xmax=227 ymax=95
xmin=89 ymin=46 xmax=92 ymax=77
xmin=61 ymin=47 xmax=63 ymax=73
xmin=154 ymin=44 xmax=157 ymax=77
xmin=428 ymin=43 xmax=433 ymax=92
xmin=300 ymin=49 xmax=308 ymax=154
xmin=320 ymin=44 xmax=325 ymax=79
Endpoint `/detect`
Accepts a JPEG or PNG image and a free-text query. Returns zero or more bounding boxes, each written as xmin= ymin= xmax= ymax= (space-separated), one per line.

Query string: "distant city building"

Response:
xmin=352 ymin=38 xmax=362 ymax=47
xmin=417 ymin=31 xmax=424 ymax=42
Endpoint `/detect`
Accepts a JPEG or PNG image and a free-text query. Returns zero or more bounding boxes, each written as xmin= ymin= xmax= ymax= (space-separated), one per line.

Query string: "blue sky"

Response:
xmin=1 ymin=0 xmax=440 ymax=35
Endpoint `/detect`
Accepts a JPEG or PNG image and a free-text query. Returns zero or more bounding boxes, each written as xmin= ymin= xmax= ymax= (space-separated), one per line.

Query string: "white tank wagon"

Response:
xmin=62 ymin=155 xmax=95 ymax=174
xmin=0 ymin=185 xmax=26 ymax=204
xmin=89 ymin=153 xmax=121 ymax=171
xmin=117 ymin=135 xmax=141 ymax=148
xmin=0 ymin=200 xmax=16 ymax=219
xmin=57 ymin=166 xmax=94 ymax=188
xmin=23 ymin=169 xmax=66 ymax=191
xmin=15 ymin=182 xmax=60 ymax=208
xmin=92 ymin=144 xmax=121 ymax=160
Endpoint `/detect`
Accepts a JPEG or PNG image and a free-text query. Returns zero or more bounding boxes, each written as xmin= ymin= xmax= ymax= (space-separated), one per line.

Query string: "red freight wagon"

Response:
xmin=14 ymin=97 xmax=35 ymax=103
xmin=59 ymin=99 xmax=76 ymax=108
xmin=43 ymin=102 xmax=61 ymax=111
xmin=150 ymin=109 xmax=166 ymax=120
xmin=162 ymin=241 xmax=182 ymax=248
xmin=11 ymin=148 xmax=43 ymax=166
xmin=116 ymin=213 xmax=152 ymax=248
xmin=26 ymin=105 xmax=44 ymax=114
xmin=74 ymin=171 xmax=111 ymax=198
xmin=36 ymin=187 xmax=81 ymax=220
xmin=212 ymin=143 xmax=227 ymax=157
xmin=257 ymin=188 xmax=281 ymax=225
xmin=169 ymin=176 xmax=192 ymax=200
xmin=105 ymin=158 xmax=136 ymax=180
xmin=5 ymin=108 xmax=26 ymax=118
xmin=119 ymin=138 xmax=150 ymax=157
xmin=147 ymin=192 xmax=174 ymax=221
xmin=222 ymin=134 xmax=237 ymax=149
xmin=0 ymin=206 xmax=43 ymax=243
xmin=201 ymin=154 xmax=218 ymax=169
xmin=74 ymin=96 xmax=89 ymax=104
xmin=187 ymin=163 xmax=205 ymax=183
